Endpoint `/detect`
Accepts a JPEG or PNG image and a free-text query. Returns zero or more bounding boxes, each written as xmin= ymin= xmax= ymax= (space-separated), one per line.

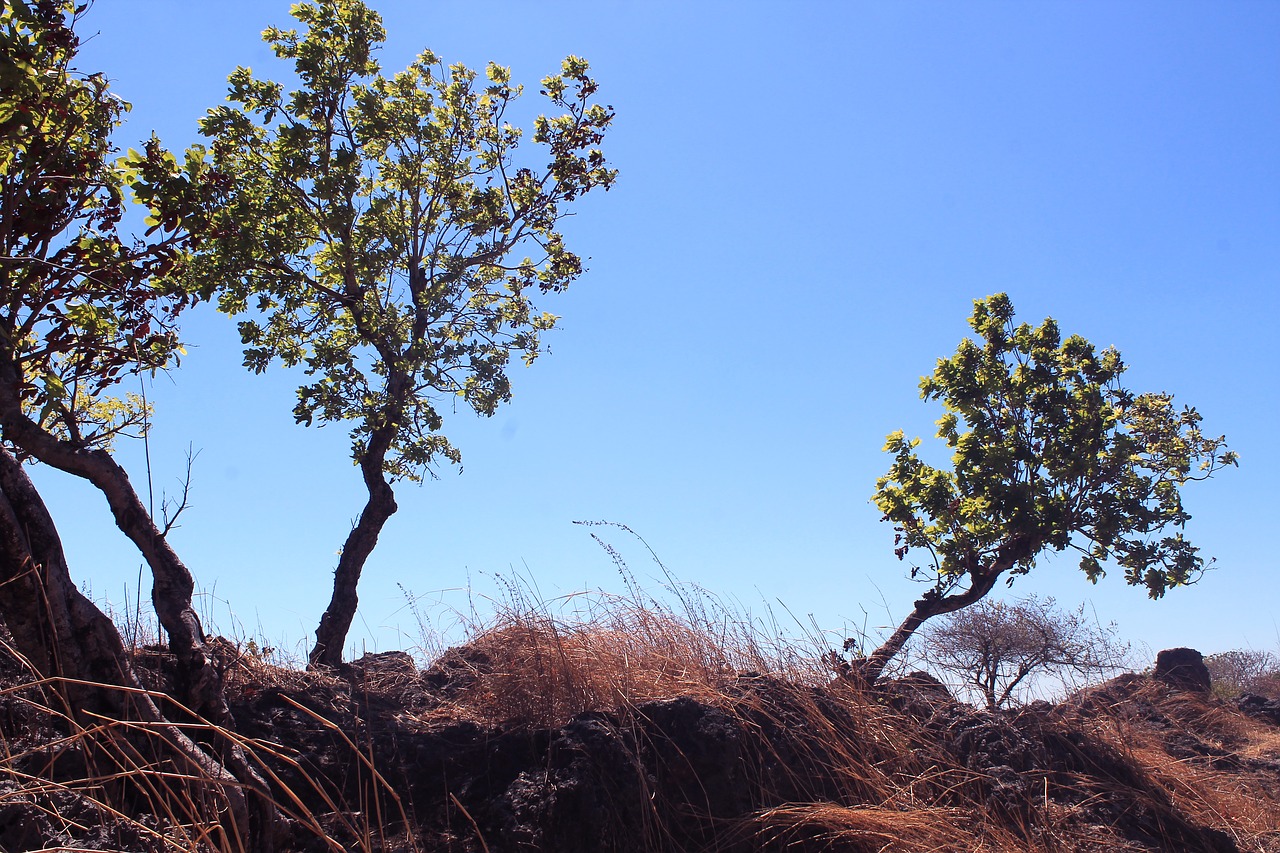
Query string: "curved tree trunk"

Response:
xmin=310 ymin=430 xmax=398 ymax=669
xmin=860 ymin=536 xmax=1034 ymax=684
xmin=0 ymin=367 xmax=280 ymax=850
xmin=0 ymin=377 xmax=222 ymax=720
xmin=0 ymin=447 xmax=263 ymax=849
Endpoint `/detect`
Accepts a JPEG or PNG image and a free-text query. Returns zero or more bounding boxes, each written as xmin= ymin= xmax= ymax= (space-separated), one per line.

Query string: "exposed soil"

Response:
xmin=2 ymin=630 xmax=1279 ymax=852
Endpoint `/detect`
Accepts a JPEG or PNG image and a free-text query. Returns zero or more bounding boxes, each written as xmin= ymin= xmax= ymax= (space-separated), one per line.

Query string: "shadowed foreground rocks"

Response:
xmin=1 ymin=635 xmax=1277 ymax=852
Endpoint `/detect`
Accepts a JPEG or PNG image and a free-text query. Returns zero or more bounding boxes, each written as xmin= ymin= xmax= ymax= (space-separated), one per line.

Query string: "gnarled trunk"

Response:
xmin=0 ymin=370 xmax=223 ymax=721
xmin=0 ymin=367 xmax=280 ymax=850
xmin=0 ymin=447 xmax=261 ymax=849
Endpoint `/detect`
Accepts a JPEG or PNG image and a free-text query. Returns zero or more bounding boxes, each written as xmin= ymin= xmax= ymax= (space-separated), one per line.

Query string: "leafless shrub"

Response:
xmin=1205 ymin=649 xmax=1280 ymax=699
xmin=919 ymin=595 xmax=1131 ymax=709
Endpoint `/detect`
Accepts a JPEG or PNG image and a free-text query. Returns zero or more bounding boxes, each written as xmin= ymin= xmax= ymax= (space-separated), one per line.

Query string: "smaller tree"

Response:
xmin=920 ymin=595 xmax=1130 ymax=709
xmin=862 ymin=293 xmax=1236 ymax=683
xmin=185 ymin=0 xmax=616 ymax=667
xmin=1204 ymin=649 xmax=1280 ymax=699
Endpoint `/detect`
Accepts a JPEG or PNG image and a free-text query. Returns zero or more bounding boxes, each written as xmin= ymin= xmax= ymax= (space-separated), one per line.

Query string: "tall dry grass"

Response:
xmin=1063 ymin=678 xmax=1280 ymax=852
xmin=7 ymin=549 xmax=1280 ymax=852
xmin=394 ymin=567 xmax=1122 ymax=851
xmin=0 ymin=633 xmax=422 ymax=853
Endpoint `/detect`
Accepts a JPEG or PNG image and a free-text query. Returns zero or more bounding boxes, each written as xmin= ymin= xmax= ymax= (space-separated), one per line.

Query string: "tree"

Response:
xmin=919 ymin=595 xmax=1130 ymax=709
xmin=0 ymin=0 xmax=232 ymax=715
xmin=183 ymin=0 xmax=616 ymax=667
xmin=0 ymin=2 xmax=272 ymax=846
xmin=861 ymin=293 xmax=1236 ymax=683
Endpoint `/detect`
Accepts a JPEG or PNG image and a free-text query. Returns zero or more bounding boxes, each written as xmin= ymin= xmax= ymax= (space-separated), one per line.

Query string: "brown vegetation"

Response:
xmin=2 ymin=595 xmax=1279 ymax=852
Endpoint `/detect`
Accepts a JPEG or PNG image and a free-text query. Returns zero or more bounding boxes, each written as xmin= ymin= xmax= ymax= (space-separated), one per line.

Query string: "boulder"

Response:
xmin=1237 ymin=693 xmax=1280 ymax=726
xmin=1154 ymin=647 xmax=1211 ymax=693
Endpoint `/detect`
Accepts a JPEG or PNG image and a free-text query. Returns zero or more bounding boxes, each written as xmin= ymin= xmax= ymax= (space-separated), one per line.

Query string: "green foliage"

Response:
xmin=183 ymin=0 xmax=616 ymax=481
xmin=874 ymin=293 xmax=1236 ymax=600
xmin=0 ymin=0 xmax=216 ymax=452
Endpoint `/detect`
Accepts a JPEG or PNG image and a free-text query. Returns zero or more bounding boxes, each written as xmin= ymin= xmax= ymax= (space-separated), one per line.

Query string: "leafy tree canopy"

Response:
xmin=876 ymin=293 xmax=1236 ymax=599
xmin=185 ymin=0 xmax=616 ymax=482
xmin=173 ymin=0 xmax=616 ymax=665
xmin=0 ymin=0 xmax=217 ymax=454
xmin=862 ymin=294 xmax=1236 ymax=681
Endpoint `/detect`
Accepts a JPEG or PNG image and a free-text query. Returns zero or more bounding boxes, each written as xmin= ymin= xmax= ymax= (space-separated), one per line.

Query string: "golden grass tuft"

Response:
xmin=751 ymin=803 xmax=982 ymax=852
xmin=441 ymin=595 xmax=767 ymax=727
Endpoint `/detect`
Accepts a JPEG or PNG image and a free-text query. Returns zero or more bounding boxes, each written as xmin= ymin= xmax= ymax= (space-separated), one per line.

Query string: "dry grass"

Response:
xmin=1061 ymin=677 xmax=1280 ymax=852
xmin=323 ymin=582 xmax=1280 ymax=851
xmin=1130 ymin=741 xmax=1280 ymax=845
xmin=750 ymin=803 xmax=982 ymax=852
xmin=0 ymin=635 xmax=421 ymax=853
xmin=409 ymin=585 xmax=1068 ymax=850
xmin=7 ymin=577 xmax=1280 ymax=852
xmin=441 ymin=593 xmax=784 ymax=728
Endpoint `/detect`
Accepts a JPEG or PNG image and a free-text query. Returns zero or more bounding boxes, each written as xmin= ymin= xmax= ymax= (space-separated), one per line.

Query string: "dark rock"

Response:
xmin=1237 ymin=692 xmax=1280 ymax=726
xmin=0 ymin=781 xmax=169 ymax=853
xmin=635 ymin=696 xmax=750 ymax=845
xmin=420 ymin=644 xmax=493 ymax=698
xmin=349 ymin=649 xmax=417 ymax=677
xmin=0 ymin=785 xmax=55 ymax=853
xmin=492 ymin=714 xmax=650 ymax=852
xmin=1154 ymin=647 xmax=1211 ymax=693
xmin=880 ymin=670 xmax=954 ymax=718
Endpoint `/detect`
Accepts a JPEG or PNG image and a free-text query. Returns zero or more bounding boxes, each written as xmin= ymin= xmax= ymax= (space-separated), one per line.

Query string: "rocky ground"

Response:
xmin=1 ymin=625 xmax=1279 ymax=852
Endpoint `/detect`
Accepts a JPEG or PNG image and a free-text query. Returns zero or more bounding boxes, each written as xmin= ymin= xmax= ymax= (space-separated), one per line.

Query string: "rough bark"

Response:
xmin=0 ymin=447 xmax=259 ymax=849
xmin=0 ymin=371 xmax=280 ymax=849
xmin=309 ymin=423 xmax=398 ymax=669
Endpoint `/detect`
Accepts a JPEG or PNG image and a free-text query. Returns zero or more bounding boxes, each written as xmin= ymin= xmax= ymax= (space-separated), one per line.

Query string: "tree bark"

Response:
xmin=0 ymin=368 xmax=280 ymax=849
xmin=309 ymin=427 xmax=398 ymax=669
xmin=0 ymin=447 xmax=262 ymax=849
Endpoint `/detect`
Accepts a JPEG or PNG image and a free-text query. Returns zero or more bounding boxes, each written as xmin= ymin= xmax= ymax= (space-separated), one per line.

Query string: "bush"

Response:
xmin=1204 ymin=649 xmax=1280 ymax=699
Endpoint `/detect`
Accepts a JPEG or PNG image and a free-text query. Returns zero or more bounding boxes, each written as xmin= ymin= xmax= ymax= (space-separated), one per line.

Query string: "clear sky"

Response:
xmin=35 ymin=1 xmax=1280 ymax=665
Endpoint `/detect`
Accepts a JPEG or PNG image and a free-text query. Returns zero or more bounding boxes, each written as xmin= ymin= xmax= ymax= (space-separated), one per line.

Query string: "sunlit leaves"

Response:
xmin=183 ymin=0 xmax=615 ymax=483
xmin=0 ymin=1 xmax=216 ymax=458
xmin=874 ymin=294 xmax=1236 ymax=600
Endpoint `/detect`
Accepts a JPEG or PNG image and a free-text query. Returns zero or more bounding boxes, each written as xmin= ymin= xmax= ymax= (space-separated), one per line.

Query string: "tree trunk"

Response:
xmin=861 ymin=537 xmax=1033 ymax=684
xmin=309 ymin=441 xmax=398 ymax=669
xmin=0 ymin=372 xmax=280 ymax=850
xmin=0 ymin=447 xmax=264 ymax=849
xmin=0 ymin=376 xmax=223 ymax=722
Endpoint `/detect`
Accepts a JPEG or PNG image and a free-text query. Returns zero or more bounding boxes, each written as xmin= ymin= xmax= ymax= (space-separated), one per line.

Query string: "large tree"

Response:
xmin=0 ymin=2 xmax=272 ymax=846
xmin=862 ymin=294 xmax=1236 ymax=683
xmin=185 ymin=0 xmax=616 ymax=667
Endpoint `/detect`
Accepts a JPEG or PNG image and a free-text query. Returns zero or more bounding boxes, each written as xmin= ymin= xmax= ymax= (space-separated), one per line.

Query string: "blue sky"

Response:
xmin=37 ymin=1 xmax=1279 ymax=664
